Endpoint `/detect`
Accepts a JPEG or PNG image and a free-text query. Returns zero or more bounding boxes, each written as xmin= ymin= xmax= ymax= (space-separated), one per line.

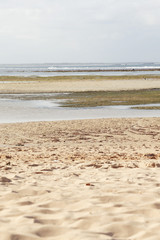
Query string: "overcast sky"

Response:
xmin=0 ymin=0 xmax=160 ymax=63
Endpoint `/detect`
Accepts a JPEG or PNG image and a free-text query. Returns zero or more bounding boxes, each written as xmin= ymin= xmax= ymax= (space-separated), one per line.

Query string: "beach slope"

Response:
xmin=0 ymin=118 xmax=160 ymax=239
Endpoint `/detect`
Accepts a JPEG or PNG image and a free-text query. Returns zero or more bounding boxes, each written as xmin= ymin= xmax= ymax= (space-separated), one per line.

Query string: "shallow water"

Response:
xmin=0 ymin=94 xmax=160 ymax=123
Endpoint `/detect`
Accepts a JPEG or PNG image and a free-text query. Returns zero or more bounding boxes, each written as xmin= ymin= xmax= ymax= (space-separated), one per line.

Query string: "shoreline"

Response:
xmin=1 ymin=115 xmax=160 ymax=125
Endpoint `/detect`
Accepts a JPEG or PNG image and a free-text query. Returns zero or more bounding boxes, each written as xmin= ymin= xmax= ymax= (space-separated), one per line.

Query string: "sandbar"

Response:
xmin=0 ymin=75 xmax=160 ymax=93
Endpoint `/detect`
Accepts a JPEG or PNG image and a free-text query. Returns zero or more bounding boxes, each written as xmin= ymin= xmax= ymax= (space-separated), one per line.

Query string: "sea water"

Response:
xmin=0 ymin=93 xmax=160 ymax=123
xmin=0 ymin=62 xmax=160 ymax=76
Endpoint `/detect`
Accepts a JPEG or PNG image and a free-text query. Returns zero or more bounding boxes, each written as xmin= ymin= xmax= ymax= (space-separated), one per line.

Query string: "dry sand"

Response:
xmin=0 ymin=118 xmax=160 ymax=240
xmin=0 ymin=78 xmax=160 ymax=93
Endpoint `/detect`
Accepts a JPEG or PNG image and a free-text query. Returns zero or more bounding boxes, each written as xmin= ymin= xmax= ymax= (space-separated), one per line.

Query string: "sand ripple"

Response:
xmin=0 ymin=118 xmax=160 ymax=239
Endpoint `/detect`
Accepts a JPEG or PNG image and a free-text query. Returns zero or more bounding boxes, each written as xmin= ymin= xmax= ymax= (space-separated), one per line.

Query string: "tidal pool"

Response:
xmin=0 ymin=93 xmax=160 ymax=123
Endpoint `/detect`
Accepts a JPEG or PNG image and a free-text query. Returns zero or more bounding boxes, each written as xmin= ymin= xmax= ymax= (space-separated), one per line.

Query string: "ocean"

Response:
xmin=1 ymin=62 xmax=160 ymax=77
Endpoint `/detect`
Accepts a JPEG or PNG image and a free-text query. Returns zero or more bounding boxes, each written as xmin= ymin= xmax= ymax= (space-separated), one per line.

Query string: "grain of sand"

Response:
xmin=0 ymin=118 xmax=160 ymax=240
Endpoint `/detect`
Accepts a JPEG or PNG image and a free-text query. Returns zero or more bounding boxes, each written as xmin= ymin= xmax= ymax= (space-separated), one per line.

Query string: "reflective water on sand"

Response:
xmin=0 ymin=94 xmax=160 ymax=123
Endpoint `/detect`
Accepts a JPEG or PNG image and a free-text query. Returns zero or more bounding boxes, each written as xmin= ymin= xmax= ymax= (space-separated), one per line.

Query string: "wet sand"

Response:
xmin=0 ymin=118 xmax=160 ymax=239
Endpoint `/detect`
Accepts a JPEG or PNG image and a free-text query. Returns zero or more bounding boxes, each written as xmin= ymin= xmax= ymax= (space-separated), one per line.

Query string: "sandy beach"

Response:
xmin=0 ymin=118 xmax=160 ymax=240
xmin=0 ymin=76 xmax=160 ymax=239
xmin=0 ymin=76 xmax=160 ymax=93
xmin=1 ymin=0 xmax=160 ymax=238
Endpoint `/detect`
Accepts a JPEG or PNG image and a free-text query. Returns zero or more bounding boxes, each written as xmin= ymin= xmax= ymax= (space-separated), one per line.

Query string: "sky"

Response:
xmin=0 ymin=0 xmax=160 ymax=63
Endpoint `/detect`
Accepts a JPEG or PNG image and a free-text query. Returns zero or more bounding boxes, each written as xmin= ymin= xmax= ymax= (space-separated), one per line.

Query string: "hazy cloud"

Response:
xmin=0 ymin=0 xmax=160 ymax=63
